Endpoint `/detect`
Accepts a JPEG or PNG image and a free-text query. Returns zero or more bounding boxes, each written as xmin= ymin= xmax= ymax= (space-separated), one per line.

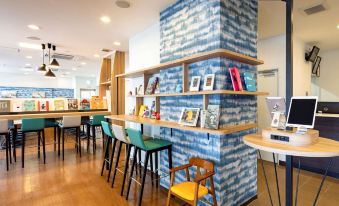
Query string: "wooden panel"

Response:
xmin=0 ymin=111 xmax=111 ymax=120
xmin=182 ymin=63 xmax=189 ymax=93
xmin=104 ymin=114 xmax=257 ymax=135
xmin=203 ymin=94 xmax=208 ymax=110
xmin=116 ymin=49 xmax=264 ymax=78
xmin=244 ymin=134 xmax=339 ymax=157
xmin=128 ymin=90 xmax=268 ymax=97
xmin=99 ymin=58 xmax=111 ymax=98
xmin=155 ymin=96 xmax=160 ymax=113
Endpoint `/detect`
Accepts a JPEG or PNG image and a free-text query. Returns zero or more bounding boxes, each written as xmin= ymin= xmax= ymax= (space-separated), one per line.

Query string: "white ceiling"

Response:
xmin=1 ymin=0 xmax=339 ymax=79
xmin=258 ymin=0 xmax=339 ymax=51
xmin=0 ymin=0 xmax=175 ymax=78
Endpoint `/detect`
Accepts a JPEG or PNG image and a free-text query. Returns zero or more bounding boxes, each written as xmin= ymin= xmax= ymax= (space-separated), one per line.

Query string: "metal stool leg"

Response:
xmin=101 ymin=137 xmax=110 ymax=176
xmin=155 ymin=152 xmax=159 ymax=188
xmin=22 ymin=133 xmax=25 ymax=168
xmin=112 ymin=141 xmax=123 ymax=186
xmin=150 ymin=152 xmax=154 ymax=186
xmin=126 ymin=147 xmax=138 ymax=200
xmin=38 ymin=131 xmax=41 ymax=158
xmin=313 ymin=158 xmax=334 ymax=206
xmin=6 ymin=134 xmax=9 ymax=171
xmin=107 ymin=138 xmax=117 ymax=182
xmin=273 ymin=153 xmax=281 ymax=206
xmin=120 ymin=144 xmax=132 ymax=195
xmin=42 ymin=130 xmax=46 ymax=164
xmin=258 ymin=150 xmax=273 ymax=206
xmin=8 ymin=132 xmax=12 ymax=164
xmin=138 ymin=151 xmax=150 ymax=206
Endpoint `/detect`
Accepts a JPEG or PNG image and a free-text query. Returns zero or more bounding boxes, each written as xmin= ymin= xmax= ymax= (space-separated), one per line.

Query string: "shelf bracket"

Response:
xmin=207 ymin=133 xmax=210 ymax=140
xmin=170 ymin=128 xmax=173 ymax=137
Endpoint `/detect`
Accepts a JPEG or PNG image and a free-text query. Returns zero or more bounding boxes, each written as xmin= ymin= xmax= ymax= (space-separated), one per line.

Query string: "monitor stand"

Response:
xmin=296 ymin=126 xmax=308 ymax=135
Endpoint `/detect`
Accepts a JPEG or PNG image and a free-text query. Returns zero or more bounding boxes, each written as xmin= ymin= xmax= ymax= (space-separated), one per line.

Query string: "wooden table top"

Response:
xmin=244 ymin=134 xmax=339 ymax=157
xmin=105 ymin=114 xmax=257 ymax=135
xmin=0 ymin=110 xmax=111 ymax=120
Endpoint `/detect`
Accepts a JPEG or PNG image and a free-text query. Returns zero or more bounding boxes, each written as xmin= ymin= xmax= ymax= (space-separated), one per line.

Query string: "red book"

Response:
xmin=229 ymin=67 xmax=243 ymax=91
xmin=38 ymin=100 xmax=49 ymax=111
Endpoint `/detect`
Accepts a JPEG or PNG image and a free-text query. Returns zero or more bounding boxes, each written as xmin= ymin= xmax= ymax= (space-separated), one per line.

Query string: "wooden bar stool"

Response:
xmin=166 ymin=157 xmax=217 ymax=206
xmin=21 ymin=118 xmax=46 ymax=168
xmin=86 ymin=115 xmax=105 ymax=152
xmin=58 ymin=116 xmax=81 ymax=160
xmin=126 ymin=128 xmax=173 ymax=206
xmin=0 ymin=119 xmax=10 ymax=171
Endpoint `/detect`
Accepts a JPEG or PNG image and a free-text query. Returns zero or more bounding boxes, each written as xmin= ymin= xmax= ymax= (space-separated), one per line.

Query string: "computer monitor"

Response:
xmin=266 ymin=97 xmax=286 ymax=118
xmin=286 ymin=96 xmax=318 ymax=130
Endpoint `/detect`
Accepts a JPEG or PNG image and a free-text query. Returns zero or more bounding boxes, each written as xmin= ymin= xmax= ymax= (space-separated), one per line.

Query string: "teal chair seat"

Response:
xmin=87 ymin=115 xmax=105 ymax=152
xmin=21 ymin=118 xmax=45 ymax=132
xmin=143 ymin=139 xmax=172 ymax=151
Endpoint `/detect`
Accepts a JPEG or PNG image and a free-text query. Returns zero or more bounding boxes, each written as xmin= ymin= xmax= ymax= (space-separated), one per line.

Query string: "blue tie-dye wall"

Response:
xmin=0 ymin=86 xmax=74 ymax=98
xmin=158 ymin=0 xmax=258 ymax=205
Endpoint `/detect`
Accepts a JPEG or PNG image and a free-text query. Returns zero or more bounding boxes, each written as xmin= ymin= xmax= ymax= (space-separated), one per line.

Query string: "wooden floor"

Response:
xmin=0 ymin=130 xmax=338 ymax=206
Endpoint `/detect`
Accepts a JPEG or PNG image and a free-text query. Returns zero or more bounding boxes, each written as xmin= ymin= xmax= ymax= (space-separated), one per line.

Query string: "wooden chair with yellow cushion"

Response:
xmin=166 ymin=157 xmax=217 ymax=206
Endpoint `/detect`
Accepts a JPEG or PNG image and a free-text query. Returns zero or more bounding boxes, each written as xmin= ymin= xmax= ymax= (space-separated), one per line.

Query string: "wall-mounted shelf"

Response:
xmin=116 ymin=49 xmax=264 ymax=78
xmin=105 ymin=114 xmax=257 ymax=135
xmin=129 ymin=90 xmax=268 ymax=98
xmin=100 ymin=81 xmax=111 ymax=85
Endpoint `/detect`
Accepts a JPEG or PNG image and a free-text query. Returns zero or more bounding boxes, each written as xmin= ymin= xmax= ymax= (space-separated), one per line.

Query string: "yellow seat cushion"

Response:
xmin=170 ymin=182 xmax=209 ymax=201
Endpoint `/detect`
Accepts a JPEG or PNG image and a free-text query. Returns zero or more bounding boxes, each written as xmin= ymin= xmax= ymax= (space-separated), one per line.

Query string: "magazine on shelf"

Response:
xmin=80 ymin=99 xmax=90 ymax=110
xmin=204 ymin=105 xmax=220 ymax=129
xmin=38 ymin=100 xmax=49 ymax=111
xmin=54 ymin=99 xmax=65 ymax=111
xmin=11 ymin=100 xmax=22 ymax=112
xmin=67 ymin=99 xmax=78 ymax=110
xmin=90 ymin=96 xmax=103 ymax=109
xmin=0 ymin=100 xmax=10 ymax=112
xmin=145 ymin=77 xmax=159 ymax=95
xmin=243 ymin=72 xmax=256 ymax=92
xmin=23 ymin=100 xmax=36 ymax=111
xmin=229 ymin=67 xmax=243 ymax=91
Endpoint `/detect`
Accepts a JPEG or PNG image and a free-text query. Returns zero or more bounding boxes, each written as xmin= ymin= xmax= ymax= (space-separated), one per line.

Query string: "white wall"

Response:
xmin=311 ymin=48 xmax=339 ymax=101
xmin=0 ymin=73 xmax=73 ymax=88
xmin=73 ymin=76 xmax=98 ymax=98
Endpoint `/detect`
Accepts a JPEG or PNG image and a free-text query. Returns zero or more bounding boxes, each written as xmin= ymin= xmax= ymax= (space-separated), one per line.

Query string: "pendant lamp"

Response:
xmin=37 ymin=44 xmax=47 ymax=73
xmin=49 ymin=45 xmax=60 ymax=70
xmin=45 ymin=43 xmax=56 ymax=78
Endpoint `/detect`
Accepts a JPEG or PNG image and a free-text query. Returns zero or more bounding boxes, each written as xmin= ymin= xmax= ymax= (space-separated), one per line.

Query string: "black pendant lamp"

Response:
xmin=49 ymin=45 xmax=60 ymax=70
xmin=37 ymin=44 xmax=47 ymax=73
xmin=45 ymin=43 xmax=56 ymax=78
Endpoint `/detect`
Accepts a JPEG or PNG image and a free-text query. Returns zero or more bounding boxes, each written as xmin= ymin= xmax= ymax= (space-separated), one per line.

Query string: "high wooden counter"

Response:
xmin=0 ymin=110 xmax=111 ymax=120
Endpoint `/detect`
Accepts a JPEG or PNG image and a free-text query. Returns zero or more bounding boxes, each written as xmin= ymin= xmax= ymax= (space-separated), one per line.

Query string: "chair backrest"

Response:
xmin=0 ymin=119 xmax=9 ymax=133
xmin=92 ymin=115 xmax=105 ymax=125
xmin=189 ymin=157 xmax=214 ymax=186
xmin=21 ymin=118 xmax=45 ymax=132
xmin=126 ymin=128 xmax=146 ymax=149
xmin=101 ymin=121 xmax=114 ymax=138
xmin=111 ymin=124 xmax=130 ymax=143
xmin=62 ymin=116 xmax=81 ymax=127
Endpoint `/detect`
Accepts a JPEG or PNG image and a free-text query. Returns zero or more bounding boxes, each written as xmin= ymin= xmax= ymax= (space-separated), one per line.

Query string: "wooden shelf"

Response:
xmin=128 ymin=90 xmax=268 ymax=97
xmin=116 ymin=49 xmax=264 ymax=78
xmin=100 ymin=81 xmax=111 ymax=85
xmin=105 ymin=114 xmax=257 ymax=135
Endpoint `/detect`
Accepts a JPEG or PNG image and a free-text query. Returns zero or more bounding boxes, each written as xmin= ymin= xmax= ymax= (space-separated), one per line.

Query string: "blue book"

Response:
xmin=243 ymin=72 xmax=256 ymax=92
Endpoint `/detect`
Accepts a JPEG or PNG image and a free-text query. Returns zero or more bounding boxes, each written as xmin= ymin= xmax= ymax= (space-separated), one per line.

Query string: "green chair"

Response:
xmin=21 ymin=118 xmax=46 ymax=168
xmin=126 ymin=128 xmax=173 ymax=206
xmin=86 ymin=115 xmax=105 ymax=152
xmin=100 ymin=121 xmax=117 ymax=182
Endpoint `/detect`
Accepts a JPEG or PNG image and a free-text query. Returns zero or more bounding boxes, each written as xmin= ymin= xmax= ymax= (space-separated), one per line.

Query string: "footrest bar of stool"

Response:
xmin=131 ymin=177 xmax=142 ymax=186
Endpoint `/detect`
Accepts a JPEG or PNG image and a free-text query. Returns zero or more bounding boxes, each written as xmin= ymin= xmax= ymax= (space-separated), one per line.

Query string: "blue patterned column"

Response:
xmin=158 ymin=0 xmax=258 ymax=205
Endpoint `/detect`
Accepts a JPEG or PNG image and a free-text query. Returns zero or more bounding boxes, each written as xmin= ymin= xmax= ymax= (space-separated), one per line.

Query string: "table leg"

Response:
xmin=273 ymin=154 xmax=281 ymax=206
xmin=313 ymin=158 xmax=333 ymax=206
xmin=286 ymin=155 xmax=294 ymax=206
xmin=258 ymin=150 xmax=273 ymax=206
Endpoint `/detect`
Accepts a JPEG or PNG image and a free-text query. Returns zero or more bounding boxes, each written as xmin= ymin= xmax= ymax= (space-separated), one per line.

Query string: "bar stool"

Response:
xmin=21 ymin=118 xmax=46 ymax=168
xmin=86 ymin=115 xmax=105 ymax=152
xmin=126 ymin=128 xmax=173 ymax=206
xmin=45 ymin=118 xmax=59 ymax=152
xmin=0 ymin=119 xmax=10 ymax=171
xmin=58 ymin=116 xmax=81 ymax=160
xmin=166 ymin=157 xmax=217 ymax=206
xmin=100 ymin=121 xmax=117 ymax=181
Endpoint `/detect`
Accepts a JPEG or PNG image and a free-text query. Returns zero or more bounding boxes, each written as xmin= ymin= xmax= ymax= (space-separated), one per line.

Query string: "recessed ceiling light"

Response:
xmin=24 ymin=72 xmax=30 ymax=75
xmin=25 ymin=56 xmax=33 ymax=59
xmin=113 ymin=41 xmax=121 ymax=46
xmin=94 ymin=54 xmax=100 ymax=58
xmin=27 ymin=24 xmax=40 ymax=30
xmin=72 ymin=67 xmax=77 ymax=71
xmin=337 ymin=25 xmax=339 ymax=29
xmin=81 ymin=62 xmax=86 ymax=65
xmin=26 ymin=36 xmax=41 ymax=41
xmin=19 ymin=42 xmax=40 ymax=50
xmin=25 ymin=63 xmax=31 ymax=66
xmin=65 ymin=72 xmax=70 ymax=74
xmin=116 ymin=0 xmax=130 ymax=8
xmin=100 ymin=16 xmax=111 ymax=23
xmin=21 ymin=68 xmax=34 ymax=72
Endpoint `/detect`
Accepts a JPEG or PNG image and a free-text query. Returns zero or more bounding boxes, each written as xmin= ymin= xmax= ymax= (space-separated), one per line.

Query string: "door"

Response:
xmin=257 ymin=69 xmax=279 ymax=162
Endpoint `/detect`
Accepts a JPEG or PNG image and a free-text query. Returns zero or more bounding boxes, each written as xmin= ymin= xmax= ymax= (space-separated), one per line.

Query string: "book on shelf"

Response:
xmin=138 ymin=105 xmax=147 ymax=117
xmin=23 ymin=100 xmax=36 ymax=112
xmin=0 ymin=100 xmax=10 ymax=112
xmin=11 ymin=100 xmax=22 ymax=112
xmin=80 ymin=99 xmax=90 ymax=110
xmin=38 ymin=100 xmax=49 ymax=111
xmin=145 ymin=77 xmax=159 ymax=95
xmin=243 ymin=72 xmax=257 ymax=92
xmin=67 ymin=99 xmax=78 ymax=110
xmin=229 ymin=67 xmax=243 ymax=91
xmin=204 ymin=105 xmax=220 ymax=129
xmin=54 ymin=99 xmax=65 ymax=111
xmin=90 ymin=96 xmax=103 ymax=109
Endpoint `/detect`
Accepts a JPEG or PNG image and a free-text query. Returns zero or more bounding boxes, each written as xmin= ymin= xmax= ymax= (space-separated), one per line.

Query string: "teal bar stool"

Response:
xmin=126 ymin=128 xmax=173 ymax=206
xmin=21 ymin=118 xmax=46 ymax=168
xmin=45 ymin=118 xmax=59 ymax=152
xmin=0 ymin=119 xmax=10 ymax=171
xmin=87 ymin=115 xmax=105 ymax=152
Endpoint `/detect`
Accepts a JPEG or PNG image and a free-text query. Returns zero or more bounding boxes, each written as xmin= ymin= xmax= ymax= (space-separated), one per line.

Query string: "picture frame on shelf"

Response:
xmin=203 ymin=74 xmax=215 ymax=91
xmin=189 ymin=76 xmax=201 ymax=92
xmin=179 ymin=107 xmax=200 ymax=127
xmin=204 ymin=105 xmax=220 ymax=129
xmin=229 ymin=67 xmax=243 ymax=91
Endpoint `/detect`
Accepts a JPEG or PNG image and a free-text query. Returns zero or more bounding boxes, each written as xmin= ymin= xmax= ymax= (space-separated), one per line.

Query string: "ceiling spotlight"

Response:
xmin=21 ymin=68 xmax=34 ymax=72
xmin=100 ymin=16 xmax=111 ymax=23
xmin=337 ymin=25 xmax=339 ymax=29
xmin=27 ymin=24 xmax=40 ymax=30
xmin=25 ymin=56 xmax=32 ymax=59
xmin=94 ymin=54 xmax=100 ymax=58
xmin=26 ymin=36 xmax=41 ymax=41
xmin=72 ymin=67 xmax=77 ymax=71
xmin=81 ymin=62 xmax=87 ymax=65
xmin=19 ymin=42 xmax=41 ymax=50
xmin=24 ymin=72 xmax=30 ymax=75
xmin=25 ymin=63 xmax=31 ymax=66
xmin=115 ymin=0 xmax=130 ymax=8
xmin=113 ymin=41 xmax=121 ymax=46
